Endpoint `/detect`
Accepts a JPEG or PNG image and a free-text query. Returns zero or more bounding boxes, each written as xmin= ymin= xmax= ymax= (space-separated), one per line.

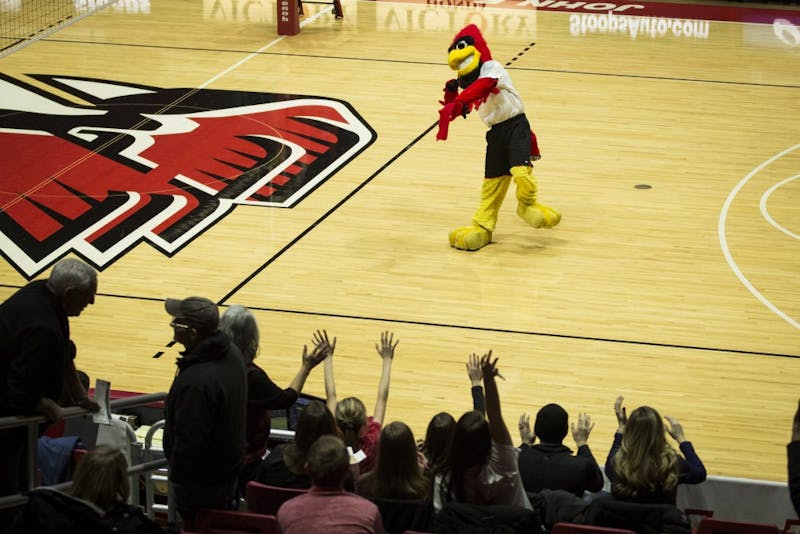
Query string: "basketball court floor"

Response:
xmin=1 ymin=0 xmax=799 ymax=483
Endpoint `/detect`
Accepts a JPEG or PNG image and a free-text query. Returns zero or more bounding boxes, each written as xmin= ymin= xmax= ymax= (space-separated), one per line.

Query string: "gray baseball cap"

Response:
xmin=165 ymin=296 xmax=219 ymax=331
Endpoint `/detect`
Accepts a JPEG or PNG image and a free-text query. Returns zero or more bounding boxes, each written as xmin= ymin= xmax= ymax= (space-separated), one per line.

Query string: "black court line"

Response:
xmin=229 ymin=304 xmax=800 ymax=360
xmin=12 ymin=289 xmax=789 ymax=361
xmin=514 ymin=66 xmax=800 ymax=90
xmin=217 ymin=121 xmax=438 ymax=305
xmin=32 ymin=38 xmax=800 ymax=90
xmin=0 ymin=39 xmax=26 ymax=54
xmin=56 ymin=290 xmax=797 ymax=361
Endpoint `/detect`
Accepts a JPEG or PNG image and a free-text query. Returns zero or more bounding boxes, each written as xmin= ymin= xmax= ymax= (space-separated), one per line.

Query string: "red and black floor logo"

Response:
xmin=0 ymin=74 xmax=376 ymax=279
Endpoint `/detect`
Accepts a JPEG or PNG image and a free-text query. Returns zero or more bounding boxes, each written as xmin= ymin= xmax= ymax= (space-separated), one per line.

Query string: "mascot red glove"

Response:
xmin=436 ymin=24 xmax=560 ymax=251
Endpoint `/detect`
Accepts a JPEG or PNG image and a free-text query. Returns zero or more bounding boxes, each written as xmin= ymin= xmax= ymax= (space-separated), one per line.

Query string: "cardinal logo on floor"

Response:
xmin=0 ymin=74 xmax=376 ymax=278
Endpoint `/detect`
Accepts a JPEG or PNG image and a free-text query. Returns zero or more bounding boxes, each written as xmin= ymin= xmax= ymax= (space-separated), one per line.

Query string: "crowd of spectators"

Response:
xmin=1 ymin=261 xmax=797 ymax=533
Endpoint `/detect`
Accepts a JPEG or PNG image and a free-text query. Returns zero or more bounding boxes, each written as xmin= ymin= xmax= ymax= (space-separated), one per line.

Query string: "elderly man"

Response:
xmin=0 ymin=258 xmax=100 ymax=499
xmin=163 ymin=296 xmax=246 ymax=530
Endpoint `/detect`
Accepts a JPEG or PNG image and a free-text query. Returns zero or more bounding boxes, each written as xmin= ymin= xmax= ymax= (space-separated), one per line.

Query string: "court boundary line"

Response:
xmin=761 ymin=174 xmax=800 ymax=241
xmin=210 ymin=303 xmax=800 ymax=360
xmin=719 ymin=143 xmax=800 ymax=331
xmin=1 ymin=286 xmax=790 ymax=360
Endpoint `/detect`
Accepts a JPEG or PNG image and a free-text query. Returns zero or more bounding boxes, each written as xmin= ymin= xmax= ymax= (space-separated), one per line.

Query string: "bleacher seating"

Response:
xmin=696 ymin=517 xmax=781 ymax=534
xmin=244 ymin=481 xmax=307 ymax=516
xmin=193 ymin=509 xmax=278 ymax=534
xmin=551 ymin=523 xmax=637 ymax=534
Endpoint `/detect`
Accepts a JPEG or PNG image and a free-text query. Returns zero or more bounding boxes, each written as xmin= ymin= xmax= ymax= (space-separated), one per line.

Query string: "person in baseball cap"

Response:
xmin=162 ymin=295 xmax=246 ymax=529
xmin=164 ymin=296 xmax=219 ymax=334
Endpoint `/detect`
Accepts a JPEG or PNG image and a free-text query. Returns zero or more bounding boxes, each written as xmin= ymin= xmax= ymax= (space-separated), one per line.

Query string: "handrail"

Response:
xmin=0 ymin=458 xmax=168 ymax=510
xmin=0 ymin=391 xmax=167 ymax=511
xmin=0 ymin=392 xmax=167 ymax=430
xmin=0 ymin=392 xmax=296 ymax=521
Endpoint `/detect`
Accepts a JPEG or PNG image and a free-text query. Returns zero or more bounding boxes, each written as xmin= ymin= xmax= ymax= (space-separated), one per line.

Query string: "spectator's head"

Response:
xmin=611 ymin=405 xmax=678 ymax=499
xmin=452 ymin=410 xmax=491 ymax=468
xmin=439 ymin=410 xmax=490 ymax=502
xmin=422 ymin=412 xmax=456 ymax=470
xmin=335 ymin=396 xmax=367 ymax=450
xmin=368 ymin=421 xmax=428 ymax=499
xmin=219 ymin=304 xmax=260 ymax=364
xmin=71 ymin=445 xmax=129 ymax=511
xmin=534 ymin=403 xmax=569 ymax=444
xmin=625 ymin=406 xmax=669 ymax=452
xmin=305 ymin=435 xmax=350 ymax=489
xmin=47 ymin=258 xmax=98 ymax=317
xmin=165 ymin=296 xmax=219 ymax=348
xmin=285 ymin=400 xmax=339 ymax=473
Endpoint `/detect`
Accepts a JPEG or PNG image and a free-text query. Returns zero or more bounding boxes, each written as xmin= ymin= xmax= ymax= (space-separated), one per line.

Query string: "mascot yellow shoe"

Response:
xmin=449 ymin=225 xmax=492 ymax=251
xmin=512 ymin=165 xmax=561 ymax=229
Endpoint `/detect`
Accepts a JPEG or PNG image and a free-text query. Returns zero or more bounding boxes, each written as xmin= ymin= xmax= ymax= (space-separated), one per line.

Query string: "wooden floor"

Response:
xmin=1 ymin=0 xmax=799 ymax=483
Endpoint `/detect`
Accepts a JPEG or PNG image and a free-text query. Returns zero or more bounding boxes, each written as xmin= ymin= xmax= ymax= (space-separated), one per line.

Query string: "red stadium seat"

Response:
xmin=194 ymin=509 xmax=277 ymax=534
xmin=244 ymin=480 xmax=307 ymax=516
xmin=551 ymin=523 xmax=637 ymax=534
xmin=696 ymin=517 xmax=780 ymax=534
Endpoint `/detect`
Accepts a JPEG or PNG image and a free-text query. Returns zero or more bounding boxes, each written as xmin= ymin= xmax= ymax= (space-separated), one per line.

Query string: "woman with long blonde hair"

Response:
xmin=325 ymin=331 xmax=398 ymax=474
xmin=605 ymin=397 xmax=706 ymax=504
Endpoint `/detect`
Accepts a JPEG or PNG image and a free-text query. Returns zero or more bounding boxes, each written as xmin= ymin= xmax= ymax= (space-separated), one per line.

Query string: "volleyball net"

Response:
xmin=0 ymin=0 xmax=116 ymax=58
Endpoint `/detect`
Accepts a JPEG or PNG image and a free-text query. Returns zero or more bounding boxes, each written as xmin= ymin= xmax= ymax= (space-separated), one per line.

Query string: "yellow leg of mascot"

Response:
xmin=449 ymin=175 xmax=511 ymax=251
xmin=511 ymin=165 xmax=561 ymax=230
xmin=449 ymin=166 xmax=560 ymax=251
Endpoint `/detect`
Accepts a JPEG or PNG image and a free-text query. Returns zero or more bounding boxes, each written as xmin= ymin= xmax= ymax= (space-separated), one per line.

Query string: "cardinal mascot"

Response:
xmin=437 ymin=24 xmax=561 ymax=251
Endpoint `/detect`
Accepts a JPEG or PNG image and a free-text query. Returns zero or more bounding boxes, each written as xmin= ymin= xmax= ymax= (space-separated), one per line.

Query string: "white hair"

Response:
xmin=46 ymin=258 xmax=97 ymax=297
xmin=219 ymin=304 xmax=260 ymax=364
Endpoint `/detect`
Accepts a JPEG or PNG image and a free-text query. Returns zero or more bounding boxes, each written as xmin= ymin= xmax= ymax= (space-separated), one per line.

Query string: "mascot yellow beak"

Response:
xmin=448 ymin=45 xmax=481 ymax=77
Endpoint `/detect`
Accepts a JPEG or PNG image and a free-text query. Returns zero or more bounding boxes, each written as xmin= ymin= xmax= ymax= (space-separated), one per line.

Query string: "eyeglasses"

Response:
xmin=170 ymin=320 xmax=192 ymax=330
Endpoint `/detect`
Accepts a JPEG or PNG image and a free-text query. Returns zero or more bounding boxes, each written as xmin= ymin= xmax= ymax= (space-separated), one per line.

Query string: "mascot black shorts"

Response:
xmin=484 ymin=113 xmax=532 ymax=178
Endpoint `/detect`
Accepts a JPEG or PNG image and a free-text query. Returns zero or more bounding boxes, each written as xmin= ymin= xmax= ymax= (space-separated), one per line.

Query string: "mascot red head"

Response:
xmin=447 ymin=24 xmax=493 ymax=77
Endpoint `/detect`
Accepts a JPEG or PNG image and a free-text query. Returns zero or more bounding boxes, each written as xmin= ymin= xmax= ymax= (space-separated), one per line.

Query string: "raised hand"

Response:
xmin=375 ymin=330 xmax=398 ymax=361
xmin=571 ymin=412 xmax=595 ymax=447
xmin=312 ymin=329 xmax=336 ymax=357
xmin=479 ymin=350 xmax=500 ymax=379
xmin=466 ymin=353 xmax=483 ymax=386
xmin=665 ymin=415 xmax=687 ymax=443
xmin=614 ymin=395 xmax=628 ymax=433
xmin=304 ymin=329 xmax=335 ymax=368
xmin=518 ymin=413 xmax=534 ymax=445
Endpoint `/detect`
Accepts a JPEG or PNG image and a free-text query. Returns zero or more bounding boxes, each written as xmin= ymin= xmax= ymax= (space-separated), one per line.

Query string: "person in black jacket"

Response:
xmin=163 ymin=296 xmax=246 ymax=531
xmin=517 ymin=403 xmax=605 ymax=498
xmin=0 ymin=258 xmax=99 ymax=506
xmin=788 ymin=398 xmax=800 ymax=517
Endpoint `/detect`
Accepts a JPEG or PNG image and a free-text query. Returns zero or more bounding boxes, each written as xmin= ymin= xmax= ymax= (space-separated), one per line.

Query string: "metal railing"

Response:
xmin=0 ymin=394 xmax=299 ymax=526
xmin=0 ymin=392 xmax=168 ymax=512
